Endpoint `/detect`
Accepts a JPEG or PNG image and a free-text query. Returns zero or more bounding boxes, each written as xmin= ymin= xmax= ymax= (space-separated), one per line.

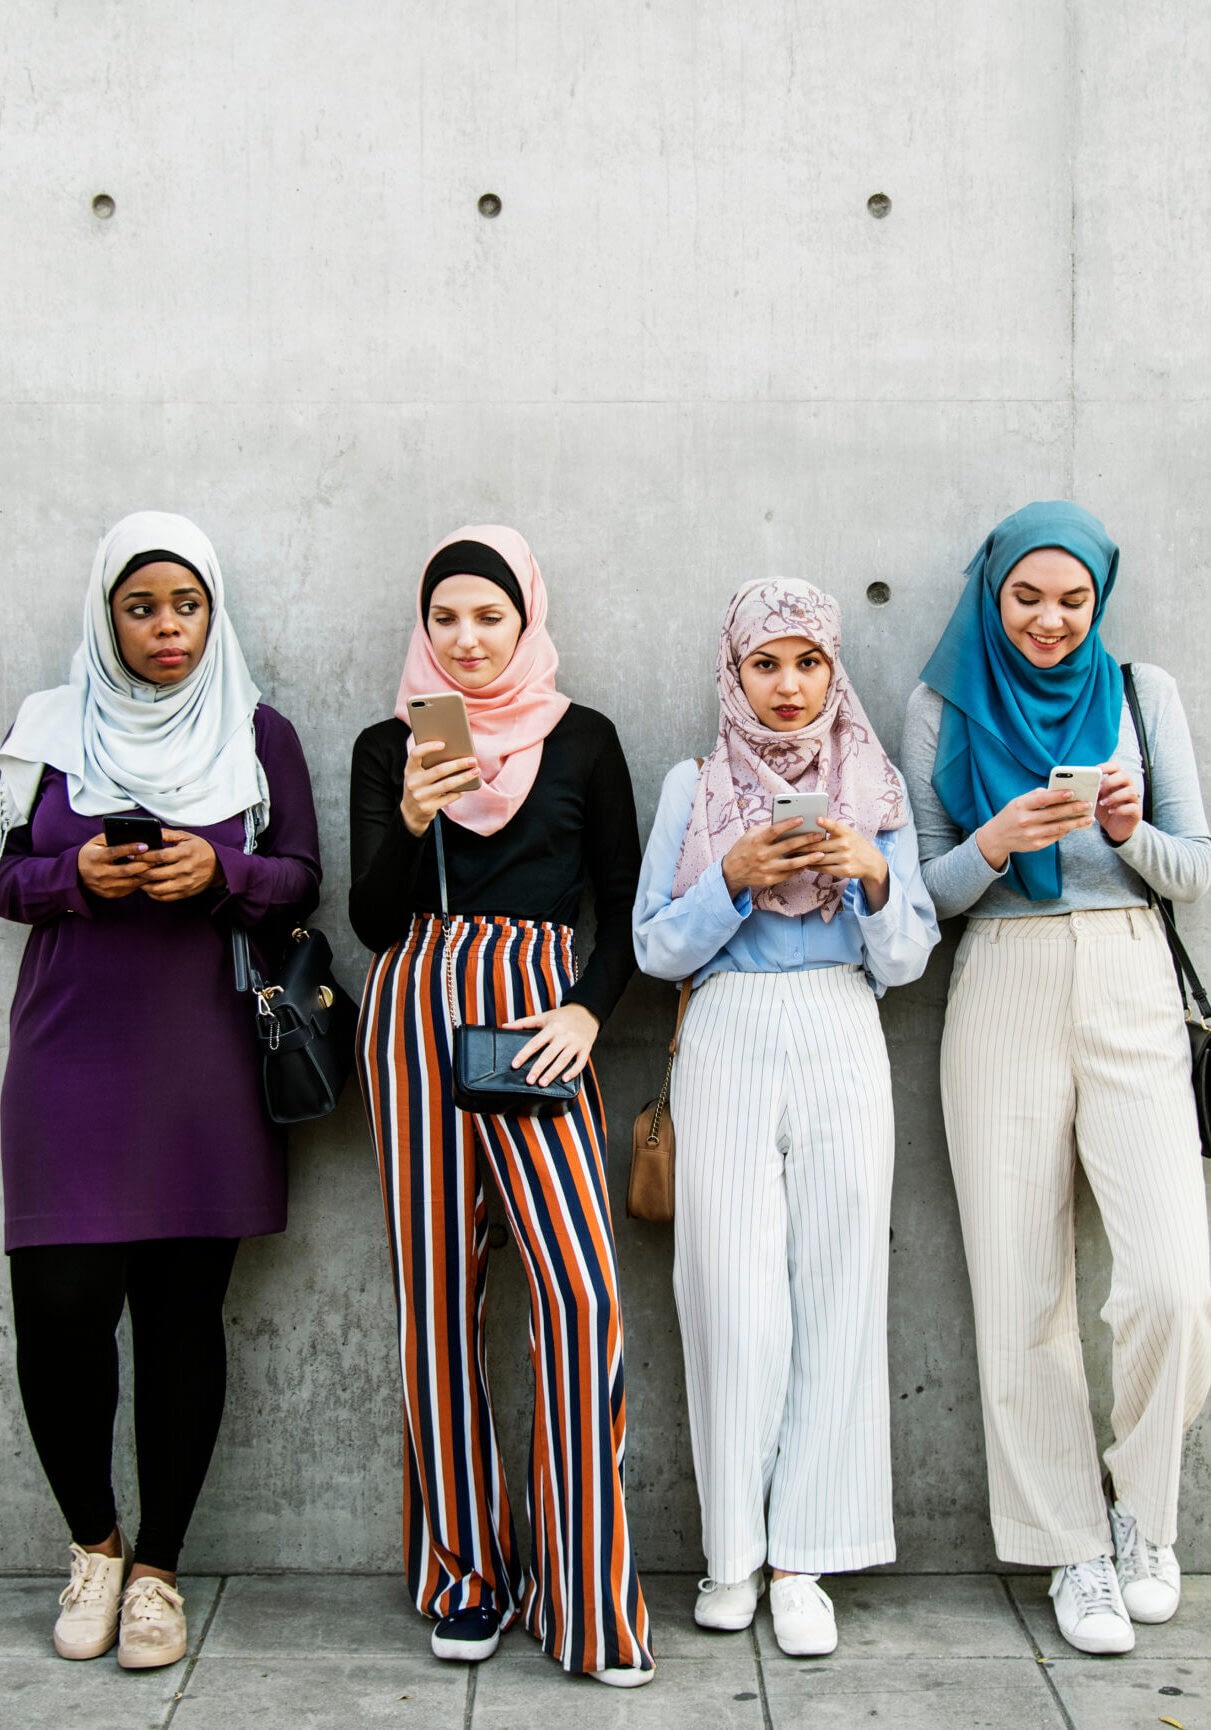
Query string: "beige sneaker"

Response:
xmin=117 ymin=1577 xmax=187 ymax=1669
xmin=53 ymin=1536 xmax=131 ymax=1660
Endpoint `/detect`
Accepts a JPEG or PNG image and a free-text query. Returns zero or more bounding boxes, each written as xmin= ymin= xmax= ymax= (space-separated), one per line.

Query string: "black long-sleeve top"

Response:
xmin=348 ymin=704 xmax=641 ymax=1027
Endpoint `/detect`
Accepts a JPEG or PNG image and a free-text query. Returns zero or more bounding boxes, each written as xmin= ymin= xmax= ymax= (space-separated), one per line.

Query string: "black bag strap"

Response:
xmin=431 ymin=813 xmax=463 ymax=1030
xmin=1121 ymin=663 xmax=1211 ymax=1024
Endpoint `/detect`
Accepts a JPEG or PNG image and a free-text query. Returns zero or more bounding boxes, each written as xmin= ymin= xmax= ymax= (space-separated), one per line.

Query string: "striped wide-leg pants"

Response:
xmin=358 ymin=913 xmax=652 ymax=1675
xmin=670 ymin=966 xmax=897 ymax=1582
xmin=942 ymin=908 xmax=1211 ymax=1565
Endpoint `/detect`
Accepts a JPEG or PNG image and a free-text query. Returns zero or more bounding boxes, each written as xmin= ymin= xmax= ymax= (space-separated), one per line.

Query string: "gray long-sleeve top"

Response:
xmin=900 ymin=663 xmax=1211 ymax=921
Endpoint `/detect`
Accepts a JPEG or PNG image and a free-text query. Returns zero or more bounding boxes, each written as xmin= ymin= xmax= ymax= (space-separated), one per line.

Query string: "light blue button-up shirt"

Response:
xmin=633 ymin=760 xmax=940 ymax=995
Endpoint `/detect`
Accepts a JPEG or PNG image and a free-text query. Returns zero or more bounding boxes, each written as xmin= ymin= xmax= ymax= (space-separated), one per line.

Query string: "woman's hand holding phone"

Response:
xmin=722 ymin=819 xmax=821 ymax=898
xmin=78 ymin=829 xmax=220 ymax=900
xmin=504 ymin=1002 xmax=600 ymax=1086
xmin=975 ymin=786 xmax=1095 ymax=870
xmin=797 ymin=817 xmax=891 ymax=911
xmin=1093 ymin=760 xmax=1142 ymax=845
xmin=401 ymin=740 xmax=482 ymax=836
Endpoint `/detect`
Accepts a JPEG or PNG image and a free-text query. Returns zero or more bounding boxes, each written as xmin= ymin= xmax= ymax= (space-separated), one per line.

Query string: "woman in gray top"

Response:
xmin=901 ymin=501 xmax=1211 ymax=1658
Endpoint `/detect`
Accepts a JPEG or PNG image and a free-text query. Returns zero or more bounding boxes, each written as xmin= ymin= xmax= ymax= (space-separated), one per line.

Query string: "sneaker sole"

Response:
xmin=53 ymin=1628 xmax=119 ymax=1661
xmin=431 ymin=1629 xmax=500 ymax=1662
xmin=591 ymin=1667 xmax=655 ymax=1687
xmin=117 ymin=1638 xmax=188 ymax=1669
xmin=1057 ymin=1625 xmax=1134 ymax=1655
xmin=773 ymin=1628 xmax=838 ymax=1657
xmin=694 ymin=1607 xmax=756 ymax=1631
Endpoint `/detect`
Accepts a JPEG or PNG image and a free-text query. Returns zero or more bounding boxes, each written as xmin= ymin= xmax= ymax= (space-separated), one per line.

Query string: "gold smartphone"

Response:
xmin=406 ymin=693 xmax=482 ymax=792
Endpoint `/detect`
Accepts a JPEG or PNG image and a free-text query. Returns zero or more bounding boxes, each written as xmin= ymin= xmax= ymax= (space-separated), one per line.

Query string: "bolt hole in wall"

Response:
xmin=477 ymin=192 xmax=502 ymax=218
xmin=866 ymin=581 xmax=891 ymax=606
xmin=91 ymin=192 xmax=115 ymax=219
xmin=866 ymin=192 xmax=891 ymax=219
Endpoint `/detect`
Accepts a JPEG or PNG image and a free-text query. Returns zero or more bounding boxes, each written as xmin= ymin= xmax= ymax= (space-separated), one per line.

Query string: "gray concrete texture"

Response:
xmin=2 ymin=1570 xmax=1209 ymax=1729
xmin=1 ymin=0 xmax=1209 ymax=1578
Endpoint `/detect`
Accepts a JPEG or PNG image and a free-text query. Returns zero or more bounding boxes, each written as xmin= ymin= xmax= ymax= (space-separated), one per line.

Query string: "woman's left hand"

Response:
xmin=1094 ymin=761 xmax=1143 ymax=845
xmin=799 ymin=817 xmax=891 ymax=912
xmin=139 ymin=830 xmax=223 ymax=901
xmin=504 ymin=1003 xmax=600 ymax=1087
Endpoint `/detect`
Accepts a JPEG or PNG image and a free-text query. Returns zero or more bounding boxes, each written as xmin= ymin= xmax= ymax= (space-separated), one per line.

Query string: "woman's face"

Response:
xmin=998 ymin=548 xmax=1097 ymax=668
xmin=738 ymin=635 xmax=832 ymax=731
xmin=426 ymin=575 xmax=523 ymax=689
xmin=110 ymin=561 xmax=212 ymax=686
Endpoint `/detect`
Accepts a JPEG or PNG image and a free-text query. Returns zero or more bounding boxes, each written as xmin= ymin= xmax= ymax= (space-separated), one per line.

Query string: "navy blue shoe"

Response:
xmin=431 ymin=1605 xmax=501 ymax=1662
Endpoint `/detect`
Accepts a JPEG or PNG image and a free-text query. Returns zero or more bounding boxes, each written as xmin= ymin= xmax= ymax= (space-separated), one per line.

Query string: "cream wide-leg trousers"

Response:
xmin=941 ymin=907 xmax=1211 ymax=1565
xmin=670 ymin=966 xmax=896 ymax=1582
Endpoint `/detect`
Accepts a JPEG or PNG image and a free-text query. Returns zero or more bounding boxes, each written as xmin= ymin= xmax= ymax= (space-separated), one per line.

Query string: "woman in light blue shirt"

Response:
xmin=634 ymin=577 xmax=938 ymax=1658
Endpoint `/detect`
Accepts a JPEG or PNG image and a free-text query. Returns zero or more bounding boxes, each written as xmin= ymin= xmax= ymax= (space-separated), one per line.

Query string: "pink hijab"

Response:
xmin=395 ymin=525 xmax=570 ymax=836
xmin=672 ymin=578 xmax=907 ymax=919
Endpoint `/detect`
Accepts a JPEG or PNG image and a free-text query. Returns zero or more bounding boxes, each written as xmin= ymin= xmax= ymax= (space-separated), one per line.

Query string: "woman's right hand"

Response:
xmin=722 ymin=819 xmax=816 ymax=897
xmin=401 ymin=739 xmax=481 ymax=837
xmin=77 ymin=836 xmax=153 ymax=899
xmin=975 ymin=788 xmax=1094 ymax=870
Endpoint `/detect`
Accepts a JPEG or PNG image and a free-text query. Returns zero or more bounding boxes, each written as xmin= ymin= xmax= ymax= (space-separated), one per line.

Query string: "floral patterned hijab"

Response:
xmin=672 ymin=578 xmax=907 ymax=919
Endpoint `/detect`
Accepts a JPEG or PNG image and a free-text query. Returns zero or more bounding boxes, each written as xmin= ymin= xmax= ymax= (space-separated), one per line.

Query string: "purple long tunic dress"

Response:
xmin=0 ymin=704 xmax=321 ymax=1251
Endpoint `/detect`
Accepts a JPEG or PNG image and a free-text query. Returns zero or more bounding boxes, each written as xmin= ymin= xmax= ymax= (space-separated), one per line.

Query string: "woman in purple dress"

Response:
xmin=0 ymin=512 xmax=320 ymax=1671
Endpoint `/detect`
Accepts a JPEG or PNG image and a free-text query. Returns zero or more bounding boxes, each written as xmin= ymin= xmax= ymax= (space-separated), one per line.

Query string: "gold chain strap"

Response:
xmin=645 ymin=978 xmax=694 ymax=1144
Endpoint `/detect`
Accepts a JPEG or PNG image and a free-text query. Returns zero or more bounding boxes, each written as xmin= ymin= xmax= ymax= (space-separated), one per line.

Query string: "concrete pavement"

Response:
xmin=1 ymin=1570 xmax=1206 ymax=1729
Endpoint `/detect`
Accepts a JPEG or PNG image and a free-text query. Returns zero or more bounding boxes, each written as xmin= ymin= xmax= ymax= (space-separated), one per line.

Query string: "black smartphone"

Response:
xmin=103 ymin=815 xmax=165 ymax=852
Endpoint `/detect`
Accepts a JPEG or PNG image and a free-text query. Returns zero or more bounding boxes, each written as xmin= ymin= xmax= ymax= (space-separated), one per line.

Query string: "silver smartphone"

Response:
xmin=1047 ymin=765 xmax=1102 ymax=805
xmin=772 ymin=792 xmax=828 ymax=839
xmin=406 ymin=693 xmax=482 ymax=792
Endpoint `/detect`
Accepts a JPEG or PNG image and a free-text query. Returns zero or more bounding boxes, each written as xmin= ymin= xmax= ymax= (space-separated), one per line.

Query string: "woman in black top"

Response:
xmin=349 ymin=525 xmax=653 ymax=1687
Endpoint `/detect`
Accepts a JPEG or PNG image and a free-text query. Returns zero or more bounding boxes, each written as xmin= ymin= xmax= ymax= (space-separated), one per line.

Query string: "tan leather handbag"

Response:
xmin=627 ymin=979 xmax=694 ymax=1222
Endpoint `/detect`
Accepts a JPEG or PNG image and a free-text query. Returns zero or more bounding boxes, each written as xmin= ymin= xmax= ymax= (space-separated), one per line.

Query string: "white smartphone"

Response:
xmin=772 ymin=792 xmax=829 ymax=839
xmin=1047 ymin=765 xmax=1102 ymax=805
xmin=406 ymin=693 xmax=482 ymax=792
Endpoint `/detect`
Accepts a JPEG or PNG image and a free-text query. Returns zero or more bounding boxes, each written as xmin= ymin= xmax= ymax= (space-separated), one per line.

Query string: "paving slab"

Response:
xmin=1008 ymin=1573 xmax=1211 ymax=1661
xmin=0 ymin=1651 xmax=186 ymax=1730
xmin=202 ymin=1571 xmax=426 ymax=1657
xmin=473 ymin=1642 xmax=761 ymax=1728
xmin=751 ymin=1571 xmax=1033 ymax=1661
xmin=172 ymin=1651 xmax=466 ymax=1728
xmin=760 ymin=1655 xmax=1068 ymax=1730
xmin=1046 ymin=1658 xmax=1211 ymax=1730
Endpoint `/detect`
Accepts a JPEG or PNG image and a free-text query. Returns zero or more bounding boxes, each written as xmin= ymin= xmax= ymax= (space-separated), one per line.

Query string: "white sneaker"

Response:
xmin=117 ymin=1577 xmax=187 ymax=1669
xmin=1109 ymin=1501 xmax=1181 ymax=1624
xmin=53 ymin=1536 xmax=131 ymax=1660
xmin=694 ymin=1568 xmax=765 ymax=1630
xmin=1049 ymin=1555 xmax=1134 ymax=1654
xmin=768 ymin=1574 xmax=837 ymax=1656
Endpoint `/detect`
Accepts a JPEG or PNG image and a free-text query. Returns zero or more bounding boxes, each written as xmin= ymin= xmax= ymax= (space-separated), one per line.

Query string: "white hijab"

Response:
xmin=0 ymin=512 xmax=268 ymax=852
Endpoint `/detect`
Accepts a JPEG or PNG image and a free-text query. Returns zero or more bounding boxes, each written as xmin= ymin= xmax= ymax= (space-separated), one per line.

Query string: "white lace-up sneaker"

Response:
xmin=768 ymin=1574 xmax=837 ymax=1656
xmin=1109 ymin=1501 xmax=1182 ymax=1624
xmin=53 ymin=1535 xmax=131 ymax=1660
xmin=1049 ymin=1554 xmax=1134 ymax=1654
xmin=694 ymin=1568 xmax=766 ymax=1630
xmin=117 ymin=1577 xmax=187 ymax=1669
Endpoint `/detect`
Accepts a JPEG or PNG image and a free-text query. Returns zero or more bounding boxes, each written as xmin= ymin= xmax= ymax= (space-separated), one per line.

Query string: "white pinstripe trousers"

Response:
xmin=670 ymin=966 xmax=897 ymax=1582
xmin=942 ymin=907 xmax=1211 ymax=1565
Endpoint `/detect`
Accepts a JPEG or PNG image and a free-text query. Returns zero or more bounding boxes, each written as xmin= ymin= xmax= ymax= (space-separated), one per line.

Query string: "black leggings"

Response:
xmin=9 ymin=1238 xmax=239 ymax=1573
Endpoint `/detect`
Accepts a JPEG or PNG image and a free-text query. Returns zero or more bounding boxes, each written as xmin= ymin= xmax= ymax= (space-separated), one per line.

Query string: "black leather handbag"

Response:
xmin=1122 ymin=663 xmax=1211 ymax=1157
xmin=233 ymin=925 xmax=358 ymax=1125
xmin=433 ymin=815 xmax=580 ymax=1117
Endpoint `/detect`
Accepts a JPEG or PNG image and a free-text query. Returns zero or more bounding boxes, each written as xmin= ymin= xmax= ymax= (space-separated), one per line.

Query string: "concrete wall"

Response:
xmin=2 ymin=0 xmax=1209 ymax=1573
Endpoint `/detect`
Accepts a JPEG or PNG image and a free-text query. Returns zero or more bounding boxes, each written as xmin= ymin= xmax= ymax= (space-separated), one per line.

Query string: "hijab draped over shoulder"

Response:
xmin=395 ymin=524 xmax=570 ymax=837
xmin=921 ymin=500 xmax=1123 ymax=902
xmin=672 ymin=578 xmax=907 ymax=920
xmin=0 ymin=511 xmax=267 ymax=854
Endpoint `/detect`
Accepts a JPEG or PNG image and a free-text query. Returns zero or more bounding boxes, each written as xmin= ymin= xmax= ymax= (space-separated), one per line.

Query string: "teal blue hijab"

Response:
xmin=921 ymin=501 xmax=1123 ymax=902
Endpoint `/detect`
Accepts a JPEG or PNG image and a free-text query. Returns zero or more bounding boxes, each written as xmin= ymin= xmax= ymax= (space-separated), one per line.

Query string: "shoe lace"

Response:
xmin=774 ymin=1575 xmax=827 ymax=1615
xmin=1066 ymin=1555 xmax=1119 ymax=1615
xmin=124 ymin=1578 xmax=183 ymax=1623
xmin=59 ymin=1545 xmax=110 ymax=1610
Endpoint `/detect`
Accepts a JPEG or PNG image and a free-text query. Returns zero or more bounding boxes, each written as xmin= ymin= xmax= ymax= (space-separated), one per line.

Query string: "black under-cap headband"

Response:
xmin=112 ymin=548 xmax=209 ymax=596
xmin=421 ymin=540 xmax=527 ymax=630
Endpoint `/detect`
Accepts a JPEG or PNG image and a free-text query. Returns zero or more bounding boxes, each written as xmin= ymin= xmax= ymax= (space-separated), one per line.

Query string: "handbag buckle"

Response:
xmin=255 ymin=987 xmax=282 ymax=1051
